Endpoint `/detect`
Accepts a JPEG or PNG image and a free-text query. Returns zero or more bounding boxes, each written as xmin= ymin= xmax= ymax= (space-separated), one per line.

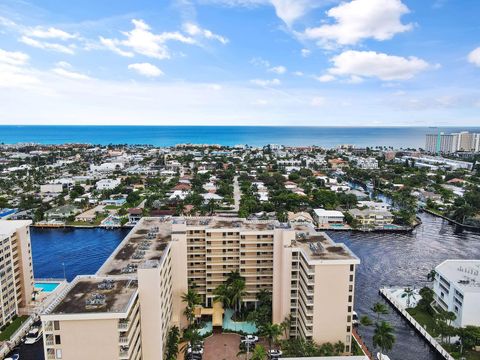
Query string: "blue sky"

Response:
xmin=0 ymin=0 xmax=479 ymax=126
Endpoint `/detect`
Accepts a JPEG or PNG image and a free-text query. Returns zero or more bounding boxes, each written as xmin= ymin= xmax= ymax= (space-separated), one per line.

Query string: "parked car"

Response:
xmin=269 ymin=349 xmax=283 ymax=358
xmin=185 ymin=353 xmax=202 ymax=360
xmin=5 ymin=353 xmax=20 ymax=360
xmin=24 ymin=327 xmax=42 ymax=345
xmin=352 ymin=311 xmax=359 ymax=326
xmin=240 ymin=334 xmax=259 ymax=344
xmin=187 ymin=342 xmax=204 ymax=355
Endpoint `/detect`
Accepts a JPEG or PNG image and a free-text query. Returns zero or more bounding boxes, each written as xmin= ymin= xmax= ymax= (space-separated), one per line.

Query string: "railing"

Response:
xmin=380 ymin=288 xmax=454 ymax=360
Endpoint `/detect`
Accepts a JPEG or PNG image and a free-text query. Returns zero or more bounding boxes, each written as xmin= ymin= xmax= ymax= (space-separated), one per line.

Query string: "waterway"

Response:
xmin=30 ymin=213 xmax=480 ymax=360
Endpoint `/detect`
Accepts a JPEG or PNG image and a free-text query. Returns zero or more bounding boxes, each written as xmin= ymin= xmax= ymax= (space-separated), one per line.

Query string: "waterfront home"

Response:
xmin=288 ymin=211 xmax=315 ymax=226
xmin=127 ymin=208 xmax=143 ymax=225
xmin=348 ymin=208 xmax=394 ymax=227
xmin=433 ymin=260 xmax=480 ymax=327
xmin=45 ymin=205 xmax=80 ymax=221
xmin=75 ymin=205 xmax=106 ymax=223
xmin=313 ymin=209 xmax=345 ymax=227
xmin=357 ymin=201 xmax=391 ymax=211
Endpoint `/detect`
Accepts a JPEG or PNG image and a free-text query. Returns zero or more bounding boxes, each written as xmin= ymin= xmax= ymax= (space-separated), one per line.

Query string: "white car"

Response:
xmin=187 ymin=343 xmax=204 ymax=355
xmin=5 ymin=355 xmax=19 ymax=360
xmin=269 ymin=349 xmax=283 ymax=358
xmin=241 ymin=335 xmax=259 ymax=344
xmin=352 ymin=311 xmax=359 ymax=326
xmin=24 ymin=328 xmax=42 ymax=345
xmin=376 ymin=352 xmax=391 ymax=360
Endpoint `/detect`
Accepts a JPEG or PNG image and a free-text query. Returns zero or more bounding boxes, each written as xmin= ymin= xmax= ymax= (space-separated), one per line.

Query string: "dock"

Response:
xmin=379 ymin=288 xmax=454 ymax=360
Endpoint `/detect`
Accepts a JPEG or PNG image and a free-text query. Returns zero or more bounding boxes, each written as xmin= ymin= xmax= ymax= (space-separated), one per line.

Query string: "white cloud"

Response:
xmin=0 ymin=48 xmax=39 ymax=88
xmin=101 ymin=19 xmax=196 ymax=60
xmin=0 ymin=48 xmax=29 ymax=66
xmin=328 ymin=50 xmax=430 ymax=81
xmin=315 ymin=74 xmax=335 ymax=83
xmin=304 ymin=0 xmax=413 ymax=47
xmin=250 ymin=78 xmax=281 ymax=86
xmin=268 ymin=65 xmax=287 ymax=74
xmin=128 ymin=62 xmax=164 ymax=77
xmin=293 ymin=71 xmax=304 ymax=76
xmin=203 ymin=0 xmax=321 ymax=26
xmin=52 ymin=67 xmax=90 ymax=80
xmin=99 ymin=37 xmax=134 ymax=57
xmin=20 ymin=36 xmax=75 ymax=54
xmin=468 ymin=47 xmax=480 ymax=67
xmin=26 ymin=27 xmax=76 ymax=40
xmin=183 ymin=22 xmax=228 ymax=44
xmin=301 ymin=48 xmax=311 ymax=57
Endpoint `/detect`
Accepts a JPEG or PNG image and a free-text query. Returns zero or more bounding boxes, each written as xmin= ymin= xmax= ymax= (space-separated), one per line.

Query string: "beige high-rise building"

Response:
xmin=41 ymin=217 xmax=359 ymax=359
xmin=0 ymin=220 xmax=34 ymax=328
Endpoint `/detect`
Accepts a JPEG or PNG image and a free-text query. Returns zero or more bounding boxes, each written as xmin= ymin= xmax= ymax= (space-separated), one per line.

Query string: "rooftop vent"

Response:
xmin=86 ymin=293 xmax=106 ymax=307
xmin=98 ymin=279 xmax=115 ymax=290
xmin=309 ymin=242 xmax=325 ymax=255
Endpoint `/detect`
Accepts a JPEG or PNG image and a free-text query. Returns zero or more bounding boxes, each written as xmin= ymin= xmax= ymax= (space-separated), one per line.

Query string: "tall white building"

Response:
xmin=426 ymin=132 xmax=480 ymax=154
xmin=433 ymin=260 xmax=480 ymax=327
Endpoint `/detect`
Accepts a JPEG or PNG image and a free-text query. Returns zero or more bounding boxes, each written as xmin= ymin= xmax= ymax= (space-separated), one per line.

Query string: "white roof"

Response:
xmin=0 ymin=220 xmax=32 ymax=237
xmin=436 ymin=260 xmax=480 ymax=293
xmin=313 ymin=209 xmax=344 ymax=217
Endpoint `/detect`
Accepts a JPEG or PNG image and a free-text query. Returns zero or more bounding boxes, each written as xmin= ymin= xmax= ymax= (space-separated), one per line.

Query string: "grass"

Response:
xmin=444 ymin=344 xmax=480 ymax=360
xmin=406 ymin=306 xmax=439 ymax=337
xmin=0 ymin=315 xmax=29 ymax=341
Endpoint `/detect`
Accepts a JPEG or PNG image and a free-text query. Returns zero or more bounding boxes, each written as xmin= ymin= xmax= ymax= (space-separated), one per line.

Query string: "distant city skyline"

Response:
xmin=0 ymin=0 xmax=480 ymax=126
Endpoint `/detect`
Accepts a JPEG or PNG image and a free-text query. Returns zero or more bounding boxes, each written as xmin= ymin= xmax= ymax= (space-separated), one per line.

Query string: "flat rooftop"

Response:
xmin=436 ymin=260 xmax=480 ymax=293
xmin=0 ymin=220 xmax=32 ymax=237
xmin=97 ymin=217 xmax=172 ymax=276
xmin=293 ymin=225 xmax=358 ymax=262
xmin=50 ymin=277 xmax=137 ymax=314
xmin=183 ymin=217 xmax=281 ymax=231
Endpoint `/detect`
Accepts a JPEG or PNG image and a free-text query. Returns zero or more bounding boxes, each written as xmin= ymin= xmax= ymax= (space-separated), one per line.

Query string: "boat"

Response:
xmin=376 ymin=352 xmax=391 ymax=360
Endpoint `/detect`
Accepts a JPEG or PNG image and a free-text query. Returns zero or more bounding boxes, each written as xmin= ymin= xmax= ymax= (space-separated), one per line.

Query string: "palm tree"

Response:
xmin=181 ymin=328 xmax=202 ymax=355
xmin=230 ymin=278 xmax=246 ymax=313
xmin=371 ymin=302 xmax=389 ymax=323
xmin=373 ymin=321 xmax=395 ymax=360
xmin=427 ymin=269 xmax=437 ymax=282
xmin=182 ymin=289 xmax=201 ymax=326
xmin=260 ymin=323 xmax=283 ymax=353
xmin=250 ymin=344 xmax=268 ymax=360
xmin=213 ymin=283 xmax=232 ymax=309
xmin=280 ymin=315 xmax=291 ymax=338
xmin=401 ymin=287 xmax=414 ymax=308
xmin=165 ymin=326 xmax=180 ymax=360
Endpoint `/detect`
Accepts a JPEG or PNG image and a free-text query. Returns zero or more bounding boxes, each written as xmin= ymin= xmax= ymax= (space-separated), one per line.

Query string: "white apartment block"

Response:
xmin=0 ymin=220 xmax=34 ymax=328
xmin=41 ymin=217 xmax=360 ymax=359
xmin=313 ymin=209 xmax=345 ymax=226
xmin=433 ymin=260 xmax=480 ymax=327
xmin=425 ymin=132 xmax=480 ymax=154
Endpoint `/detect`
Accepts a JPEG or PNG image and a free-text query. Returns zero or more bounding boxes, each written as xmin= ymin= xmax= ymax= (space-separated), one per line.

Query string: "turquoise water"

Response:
xmin=199 ymin=322 xmax=212 ymax=336
xmin=223 ymin=309 xmax=257 ymax=334
xmin=2 ymin=125 xmax=480 ymax=148
xmin=35 ymin=282 xmax=60 ymax=292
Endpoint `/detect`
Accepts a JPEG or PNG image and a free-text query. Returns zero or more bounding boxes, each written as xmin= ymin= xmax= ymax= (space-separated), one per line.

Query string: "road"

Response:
xmin=6 ymin=340 xmax=43 ymax=360
xmin=233 ymin=176 xmax=240 ymax=212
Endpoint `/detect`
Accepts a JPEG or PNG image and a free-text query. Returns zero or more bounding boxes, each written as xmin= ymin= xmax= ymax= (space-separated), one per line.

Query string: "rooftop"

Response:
xmin=50 ymin=277 xmax=137 ymax=315
xmin=436 ymin=260 xmax=480 ymax=293
xmin=97 ymin=217 xmax=172 ymax=276
xmin=0 ymin=220 xmax=32 ymax=237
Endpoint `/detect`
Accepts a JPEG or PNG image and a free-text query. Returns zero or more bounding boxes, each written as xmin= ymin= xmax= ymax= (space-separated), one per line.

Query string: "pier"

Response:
xmin=379 ymin=288 xmax=454 ymax=360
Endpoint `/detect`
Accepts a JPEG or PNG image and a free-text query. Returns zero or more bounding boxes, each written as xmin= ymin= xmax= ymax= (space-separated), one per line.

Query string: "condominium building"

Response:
xmin=41 ymin=217 xmax=359 ymax=359
xmin=425 ymin=131 xmax=480 ymax=154
xmin=0 ymin=220 xmax=34 ymax=328
xmin=433 ymin=260 xmax=480 ymax=327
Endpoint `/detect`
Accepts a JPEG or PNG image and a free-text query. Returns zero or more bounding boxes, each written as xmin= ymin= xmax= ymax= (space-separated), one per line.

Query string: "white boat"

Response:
xmin=376 ymin=352 xmax=391 ymax=360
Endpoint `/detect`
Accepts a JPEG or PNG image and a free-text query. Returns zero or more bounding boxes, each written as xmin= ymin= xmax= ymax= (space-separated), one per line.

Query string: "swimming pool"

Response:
xmin=223 ymin=309 xmax=257 ymax=334
xmin=35 ymin=282 xmax=60 ymax=292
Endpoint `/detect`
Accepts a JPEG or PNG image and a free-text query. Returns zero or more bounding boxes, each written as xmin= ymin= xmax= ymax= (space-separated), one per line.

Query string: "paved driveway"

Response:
xmin=204 ymin=333 xmax=241 ymax=360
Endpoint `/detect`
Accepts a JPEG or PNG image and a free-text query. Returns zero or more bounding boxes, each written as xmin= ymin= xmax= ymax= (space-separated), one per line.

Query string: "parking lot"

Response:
xmin=204 ymin=333 xmax=242 ymax=360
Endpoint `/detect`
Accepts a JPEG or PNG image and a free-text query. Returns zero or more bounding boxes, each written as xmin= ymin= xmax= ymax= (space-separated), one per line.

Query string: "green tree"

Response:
xmin=181 ymin=289 xmax=201 ymax=326
xmin=250 ymin=344 xmax=268 ymax=360
xmin=260 ymin=323 xmax=282 ymax=352
xmin=165 ymin=326 xmax=180 ymax=360
xmin=457 ymin=326 xmax=480 ymax=353
xmin=401 ymin=287 xmax=414 ymax=308
xmin=373 ymin=321 xmax=395 ymax=359
xmin=371 ymin=302 xmax=389 ymax=323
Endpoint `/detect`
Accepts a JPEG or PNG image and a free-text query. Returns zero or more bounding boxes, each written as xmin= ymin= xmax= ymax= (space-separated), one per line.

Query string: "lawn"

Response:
xmin=406 ymin=306 xmax=439 ymax=336
xmin=0 ymin=316 xmax=29 ymax=341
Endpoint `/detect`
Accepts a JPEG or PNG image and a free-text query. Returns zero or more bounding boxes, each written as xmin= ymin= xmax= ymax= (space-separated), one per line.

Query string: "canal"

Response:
xmin=30 ymin=213 xmax=480 ymax=360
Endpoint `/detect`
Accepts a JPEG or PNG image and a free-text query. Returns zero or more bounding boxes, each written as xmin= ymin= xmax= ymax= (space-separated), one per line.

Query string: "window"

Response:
xmin=54 ymin=321 xmax=60 ymax=330
xmin=55 ymin=335 xmax=61 ymax=344
xmin=56 ymin=349 xmax=62 ymax=359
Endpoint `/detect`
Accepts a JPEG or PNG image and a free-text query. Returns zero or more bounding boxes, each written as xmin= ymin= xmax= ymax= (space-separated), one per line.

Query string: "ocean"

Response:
xmin=2 ymin=125 xmax=480 ymax=148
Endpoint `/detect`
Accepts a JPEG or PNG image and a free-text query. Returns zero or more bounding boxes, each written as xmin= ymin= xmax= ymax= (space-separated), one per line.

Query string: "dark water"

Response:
xmin=2 ymin=125 xmax=480 ymax=148
xmin=328 ymin=213 xmax=480 ymax=360
xmin=30 ymin=214 xmax=480 ymax=359
xmin=31 ymin=227 xmax=128 ymax=281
